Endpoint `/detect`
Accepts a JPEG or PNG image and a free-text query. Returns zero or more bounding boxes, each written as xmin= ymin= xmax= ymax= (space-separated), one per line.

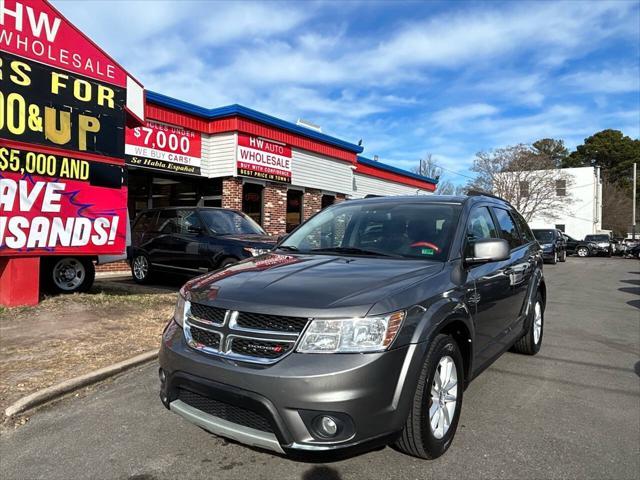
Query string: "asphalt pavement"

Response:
xmin=1 ymin=257 xmax=639 ymax=480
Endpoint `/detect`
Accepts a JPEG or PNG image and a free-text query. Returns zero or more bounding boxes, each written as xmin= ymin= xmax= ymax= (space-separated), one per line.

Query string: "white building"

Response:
xmin=523 ymin=166 xmax=603 ymax=240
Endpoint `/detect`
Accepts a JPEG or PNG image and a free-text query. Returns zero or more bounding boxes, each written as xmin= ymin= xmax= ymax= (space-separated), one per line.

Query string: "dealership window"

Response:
xmin=321 ymin=194 xmax=335 ymax=209
xmin=242 ymin=182 xmax=263 ymax=225
xmin=519 ymin=181 xmax=529 ymax=198
xmin=286 ymin=189 xmax=304 ymax=232
xmin=126 ymin=169 xmax=222 ymax=220
xmin=555 ymin=179 xmax=567 ymax=196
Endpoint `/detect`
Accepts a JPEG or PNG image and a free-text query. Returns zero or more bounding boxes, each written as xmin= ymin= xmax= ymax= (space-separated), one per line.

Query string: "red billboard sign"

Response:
xmin=237 ymin=134 xmax=292 ymax=183
xmin=0 ymin=145 xmax=127 ymax=255
xmin=125 ymin=121 xmax=202 ymax=175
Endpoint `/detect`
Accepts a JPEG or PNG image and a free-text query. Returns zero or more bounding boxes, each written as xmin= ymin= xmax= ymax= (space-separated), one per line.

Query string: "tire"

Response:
xmin=559 ymin=250 xmax=566 ymax=262
xmin=512 ymin=292 xmax=544 ymax=355
xmin=577 ymin=246 xmax=589 ymax=257
xmin=394 ymin=334 xmax=464 ymax=460
xmin=218 ymin=257 xmax=238 ymax=269
xmin=43 ymin=257 xmax=95 ymax=294
xmin=131 ymin=253 xmax=153 ymax=284
xmin=549 ymin=251 xmax=558 ymax=264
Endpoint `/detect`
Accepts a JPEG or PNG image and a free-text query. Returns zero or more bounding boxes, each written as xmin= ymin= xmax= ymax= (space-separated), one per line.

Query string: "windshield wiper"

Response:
xmin=277 ymin=245 xmax=300 ymax=252
xmin=309 ymin=246 xmax=402 ymax=258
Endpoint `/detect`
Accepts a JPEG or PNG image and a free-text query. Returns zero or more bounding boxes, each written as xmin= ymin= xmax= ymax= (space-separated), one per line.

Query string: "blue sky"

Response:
xmin=55 ymin=0 xmax=640 ymax=185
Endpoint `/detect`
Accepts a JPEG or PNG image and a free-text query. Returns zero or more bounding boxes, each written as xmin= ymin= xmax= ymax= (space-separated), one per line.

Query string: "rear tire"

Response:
xmin=577 ymin=246 xmax=589 ymax=257
xmin=559 ymin=250 xmax=566 ymax=262
xmin=218 ymin=257 xmax=238 ymax=269
xmin=394 ymin=334 xmax=463 ymax=459
xmin=512 ymin=292 xmax=544 ymax=356
xmin=42 ymin=257 xmax=95 ymax=294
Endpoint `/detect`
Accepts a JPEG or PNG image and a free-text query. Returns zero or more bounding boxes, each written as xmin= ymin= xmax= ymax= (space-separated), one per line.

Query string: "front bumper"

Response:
xmin=159 ymin=321 xmax=426 ymax=454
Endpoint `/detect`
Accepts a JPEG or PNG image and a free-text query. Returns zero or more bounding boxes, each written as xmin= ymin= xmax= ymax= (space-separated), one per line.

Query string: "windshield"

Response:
xmin=279 ymin=201 xmax=461 ymax=260
xmin=199 ymin=210 xmax=266 ymax=235
xmin=533 ymin=230 xmax=555 ymax=243
xmin=585 ymin=235 xmax=609 ymax=242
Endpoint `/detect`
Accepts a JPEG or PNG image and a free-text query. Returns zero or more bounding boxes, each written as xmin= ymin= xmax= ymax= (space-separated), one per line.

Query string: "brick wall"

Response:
xmin=303 ymin=188 xmax=322 ymax=221
xmin=95 ymin=261 xmax=129 ymax=273
xmin=263 ymin=182 xmax=287 ymax=236
xmin=334 ymin=193 xmax=346 ymax=203
xmin=221 ymin=177 xmax=243 ymax=210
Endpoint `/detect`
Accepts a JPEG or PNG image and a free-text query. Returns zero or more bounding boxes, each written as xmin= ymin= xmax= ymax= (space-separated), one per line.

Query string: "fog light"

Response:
xmin=319 ymin=416 xmax=338 ymax=437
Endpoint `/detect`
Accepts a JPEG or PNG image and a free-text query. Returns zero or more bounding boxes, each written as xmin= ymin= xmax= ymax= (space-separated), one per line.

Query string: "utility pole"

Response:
xmin=633 ymin=163 xmax=637 ymax=240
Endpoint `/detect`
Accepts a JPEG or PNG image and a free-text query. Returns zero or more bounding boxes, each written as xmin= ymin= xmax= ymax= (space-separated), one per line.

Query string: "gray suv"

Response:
xmin=159 ymin=193 xmax=545 ymax=459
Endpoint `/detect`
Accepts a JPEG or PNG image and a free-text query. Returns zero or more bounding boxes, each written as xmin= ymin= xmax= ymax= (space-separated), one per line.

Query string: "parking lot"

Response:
xmin=1 ymin=257 xmax=639 ymax=480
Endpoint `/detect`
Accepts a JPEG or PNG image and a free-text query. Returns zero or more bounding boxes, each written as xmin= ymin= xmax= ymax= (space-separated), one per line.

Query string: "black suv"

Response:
xmin=159 ymin=194 xmax=545 ymax=459
xmin=130 ymin=207 xmax=275 ymax=283
xmin=532 ymin=229 xmax=566 ymax=264
xmin=583 ymin=234 xmax=613 ymax=256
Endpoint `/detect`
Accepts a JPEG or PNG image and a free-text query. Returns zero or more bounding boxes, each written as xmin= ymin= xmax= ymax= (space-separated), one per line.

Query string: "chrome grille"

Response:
xmin=184 ymin=303 xmax=307 ymax=364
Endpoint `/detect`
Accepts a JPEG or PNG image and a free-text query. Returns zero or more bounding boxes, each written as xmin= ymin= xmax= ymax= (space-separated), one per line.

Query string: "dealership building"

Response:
xmin=125 ymin=91 xmax=437 ymax=237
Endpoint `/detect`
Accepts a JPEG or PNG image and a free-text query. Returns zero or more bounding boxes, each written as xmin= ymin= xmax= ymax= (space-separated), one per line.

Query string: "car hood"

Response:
xmin=184 ymin=252 xmax=444 ymax=317
xmin=218 ymin=233 xmax=276 ymax=246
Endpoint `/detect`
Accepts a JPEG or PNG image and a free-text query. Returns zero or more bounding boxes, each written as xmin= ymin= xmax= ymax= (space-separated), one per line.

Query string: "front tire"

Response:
xmin=559 ymin=250 xmax=566 ymax=262
xmin=395 ymin=334 xmax=463 ymax=459
xmin=43 ymin=257 xmax=95 ymax=294
xmin=512 ymin=292 xmax=544 ymax=355
xmin=549 ymin=251 xmax=558 ymax=264
xmin=131 ymin=253 xmax=153 ymax=284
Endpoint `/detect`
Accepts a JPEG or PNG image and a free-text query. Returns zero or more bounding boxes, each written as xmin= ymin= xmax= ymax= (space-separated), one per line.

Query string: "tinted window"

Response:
xmin=132 ymin=211 xmax=158 ymax=234
xmin=584 ymin=234 xmax=610 ymax=242
xmin=493 ymin=207 xmax=522 ymax=249
xmin=175 ymin=210 xmax=203 ymax=235
xmin=512 ymin=211 xmax=535 ymax=243
xmin=157 ymin=210 xmax=179 ymax=234
xmin=281 ymin=202 xmax=461 ymax=261
xmin=533 ymin=230 xmax=555 ymax=243
xmin=200 ymin=209 xmax=266 ymax=235
xmin=465 ymin=207 xmax=499 ymax=257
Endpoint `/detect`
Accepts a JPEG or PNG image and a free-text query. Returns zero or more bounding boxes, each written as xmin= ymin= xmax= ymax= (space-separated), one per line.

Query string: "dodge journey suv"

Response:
xmin=159 ymin=193 xmax=546 ymax=459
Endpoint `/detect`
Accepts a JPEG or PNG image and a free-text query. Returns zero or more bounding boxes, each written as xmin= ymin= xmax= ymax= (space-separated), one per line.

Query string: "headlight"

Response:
xmin=173 ymin=287 xmax=190 ymax=327
xmin=244 ymin=247 xmax=271 ymax=257
xmin=297 ymin=310 xmax=405 ymax=353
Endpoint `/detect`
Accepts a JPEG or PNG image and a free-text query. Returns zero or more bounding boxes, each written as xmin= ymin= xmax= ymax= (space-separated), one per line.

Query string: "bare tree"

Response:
xmin=601 ymin=179 xmax=633 ymax=236
xmin=468 ymin=144 xmax=574 ymax=221
xmin=414 ymin=154 xmax=466 ymax=194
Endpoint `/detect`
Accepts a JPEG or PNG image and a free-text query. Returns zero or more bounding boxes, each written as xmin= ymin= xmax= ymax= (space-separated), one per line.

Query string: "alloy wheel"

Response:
xmin=577 ymin=247 xmax=588 ymax=257
xmin=52 ymin=258 xmax=86 ymax=291
xmin=429 ymin=355 xmax=458 ymax=439
xmin=533 ymin=301 xmax=543 ymax=344
xmin=133 ymin=255 xmax=149 ymax=280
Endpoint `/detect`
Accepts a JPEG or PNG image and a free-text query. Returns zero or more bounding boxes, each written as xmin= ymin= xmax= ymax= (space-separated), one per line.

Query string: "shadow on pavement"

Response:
xmin=302 ymin=466 xmax=343 ymax=480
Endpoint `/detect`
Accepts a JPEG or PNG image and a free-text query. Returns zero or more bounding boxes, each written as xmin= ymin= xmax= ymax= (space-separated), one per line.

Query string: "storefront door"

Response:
xmin=242 ymin=183 xmax=263 ymax=225
xmin=286 ymin=189 xmax=303 ymax=232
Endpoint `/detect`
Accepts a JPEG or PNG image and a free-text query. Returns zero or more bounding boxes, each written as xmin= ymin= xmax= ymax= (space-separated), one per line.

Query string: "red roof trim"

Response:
xmin=356 ymin=163 xmax=437 ymax=191
xmin=145 ymin=103 xmax=356 ymax=163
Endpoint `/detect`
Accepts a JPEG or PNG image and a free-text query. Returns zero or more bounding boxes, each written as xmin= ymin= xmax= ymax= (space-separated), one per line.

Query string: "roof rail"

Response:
xmin=466 ymin=189 xmax=506 ymax=201
xmin=364 ymin=194 xmax=384 ymax=199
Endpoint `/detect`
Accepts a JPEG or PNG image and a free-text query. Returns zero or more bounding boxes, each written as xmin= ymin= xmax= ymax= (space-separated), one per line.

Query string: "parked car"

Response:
xmin=628 ymin=243 xmax=640 ymax=259
xmin=159 ymin=193 xmax=546 ymax=460
xmin=583 ymin=234 xmax=613 ymax=256
xmin=563 ymin=234 xmax=597 ymax=258
xmin=532 ymin=228 xmax=566 ymax=264
xmin=129 ymin=207 xmax=275 ymax=284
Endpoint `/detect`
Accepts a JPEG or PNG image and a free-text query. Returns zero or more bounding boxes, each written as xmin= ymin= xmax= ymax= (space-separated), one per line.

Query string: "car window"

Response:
xmin=493 ymin=207 xmax=522 ymax=249
xmin=132 ymin=211 xmax=159 ymax=243
xmin=157 ymin=210 xmax=179 ymax=234
xmin=585 ymin=235 xmax=610 ymax=242
xmin=533 ymin=230 xmax=555 ymax=243
xmin=199 ymin=210 xmax=266 ymax=235
xmin=512 ymin=210 xmax=536 ymax=243
xmin=280 ymin=202 xmax=461 ymax=261
xmin=175 ymin=210 xmax=203 ymax=235
xmin=465 ymin=207 xmax=499 ymax=257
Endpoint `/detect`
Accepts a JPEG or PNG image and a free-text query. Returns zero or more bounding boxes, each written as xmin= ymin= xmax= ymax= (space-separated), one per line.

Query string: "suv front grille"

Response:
xmin=176 ymin=388 xmax=273 ymax=433
xmin=230 ymin=337 xmax=294 ymax=359
xmin=184 ymin=303 xmax=308 ymax=364
xmin=189 ymin=326 xmax=221 ymax=350
xmin=236 ymin=311 xmax=308 ymax=333
xmin=190 ymin=303 xmax=226 ymax=324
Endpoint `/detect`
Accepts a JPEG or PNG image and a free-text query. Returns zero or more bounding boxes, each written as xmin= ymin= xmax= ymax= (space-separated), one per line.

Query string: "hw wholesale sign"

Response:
xmin=0 ymin=145 xmax=127 ymax=255
xmin=0 ymin=0 xmax=144 ymax=122
xmin=0 ymin=51 xmax=125 ymax=158
xmin=125 ymin=121 xmax=202 ymax=175
xmin=237 ymin=134 xmax=291 ymax=183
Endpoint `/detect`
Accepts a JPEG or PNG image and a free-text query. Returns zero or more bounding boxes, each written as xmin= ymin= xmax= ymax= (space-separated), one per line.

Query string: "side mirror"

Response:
xmin=465 ymin=238 xmax=510 ymax=265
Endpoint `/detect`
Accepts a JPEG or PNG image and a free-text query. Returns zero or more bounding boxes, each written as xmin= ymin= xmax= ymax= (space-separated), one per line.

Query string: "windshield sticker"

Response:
xmin=421 ymin=248 xmax=435 ymax=256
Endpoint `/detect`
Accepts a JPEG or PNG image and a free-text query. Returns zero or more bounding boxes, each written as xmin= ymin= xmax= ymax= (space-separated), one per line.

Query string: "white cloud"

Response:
xmin=432 ymin=103 xmax=499 ymax=128
xmin=561 ymin=68 xmax=640 ymax=94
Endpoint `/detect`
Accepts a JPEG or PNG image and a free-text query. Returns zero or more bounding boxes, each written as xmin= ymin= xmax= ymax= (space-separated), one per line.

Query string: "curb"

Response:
xmin=4 ymin=349 xmax=158 ymax=418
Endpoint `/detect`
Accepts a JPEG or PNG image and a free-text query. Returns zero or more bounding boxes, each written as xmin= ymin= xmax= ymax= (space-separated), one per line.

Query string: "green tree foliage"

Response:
xmin=532 ymin=138 xmax=569 ymax=167
xmin=563 ymin=129 xmax=640 ymax=187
